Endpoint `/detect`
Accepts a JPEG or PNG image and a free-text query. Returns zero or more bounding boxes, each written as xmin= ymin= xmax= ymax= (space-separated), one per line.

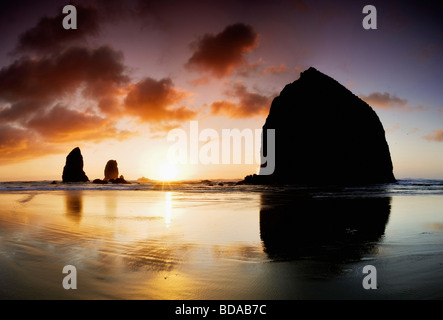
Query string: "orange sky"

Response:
xmin=1 ymin=0 xmax=443 ymax=181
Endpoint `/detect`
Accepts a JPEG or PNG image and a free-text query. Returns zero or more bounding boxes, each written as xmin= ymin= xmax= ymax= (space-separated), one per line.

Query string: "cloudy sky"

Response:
xmin=0 ymin=0 xmax=442 ymax=181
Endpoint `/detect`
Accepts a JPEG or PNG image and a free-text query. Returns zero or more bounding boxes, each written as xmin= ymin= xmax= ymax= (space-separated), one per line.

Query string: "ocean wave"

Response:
xmin=1 ymin=179 xmax=443 ymax=196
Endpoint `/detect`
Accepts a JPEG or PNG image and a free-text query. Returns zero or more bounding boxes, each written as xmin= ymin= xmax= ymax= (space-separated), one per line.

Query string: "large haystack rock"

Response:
xmin=243 ymin=67 xmax=395 ymax=185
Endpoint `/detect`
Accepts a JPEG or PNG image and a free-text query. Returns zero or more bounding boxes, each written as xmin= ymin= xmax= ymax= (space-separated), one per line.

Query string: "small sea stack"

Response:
xmin=104 ymin=160 xmax=119 ymax=181
xmin=93 ymin=160 xmax=130 ymax=184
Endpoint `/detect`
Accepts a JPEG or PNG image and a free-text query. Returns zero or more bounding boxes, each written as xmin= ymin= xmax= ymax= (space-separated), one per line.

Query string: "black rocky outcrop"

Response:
xmin=93 ymin=160 xmax=130 ymax=184
xmin=243 ymin=67 xmax=396 ymax=185
xmin=92 ymin=179 xmax=108 ymax=184
xmin=62 ymin=147 xmax=89 ymax=182
xmin=104 ymin=160 xmax=119 ymax=181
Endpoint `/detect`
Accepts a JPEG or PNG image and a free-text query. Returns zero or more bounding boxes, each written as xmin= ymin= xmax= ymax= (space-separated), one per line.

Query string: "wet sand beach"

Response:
xmin=0 ymin=181 xmax=442 ymax=299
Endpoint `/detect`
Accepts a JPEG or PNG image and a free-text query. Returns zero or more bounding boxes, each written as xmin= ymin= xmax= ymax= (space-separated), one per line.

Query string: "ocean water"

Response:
xmin=0 ymin=179 xmax=442 ymax=299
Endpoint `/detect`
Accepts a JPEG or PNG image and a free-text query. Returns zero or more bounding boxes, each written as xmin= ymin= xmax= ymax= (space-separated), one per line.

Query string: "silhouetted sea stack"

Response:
xmin=104 ymin=160 xmax=119 ymax=181
xmin=243 ymin=67 xmax=396 ymax=185
xmin=62 ymin=147 xmax=89 ymax=182
xmin=93 ymin=160 xmax=130 ymax=184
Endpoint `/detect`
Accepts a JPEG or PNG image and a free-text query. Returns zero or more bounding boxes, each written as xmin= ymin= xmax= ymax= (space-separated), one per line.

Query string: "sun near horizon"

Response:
xmin=155 ymin=163 xmax=179 ymax=182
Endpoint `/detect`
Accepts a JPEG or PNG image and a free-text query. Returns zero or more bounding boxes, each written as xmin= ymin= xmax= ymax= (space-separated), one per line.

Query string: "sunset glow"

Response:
xmin=1 ymin=0 xmax=443 ymax=302
xmin=0 ymin=1 xmax=442 ymax=181
xmin=157 ymin=163 xmax=179 ymax=182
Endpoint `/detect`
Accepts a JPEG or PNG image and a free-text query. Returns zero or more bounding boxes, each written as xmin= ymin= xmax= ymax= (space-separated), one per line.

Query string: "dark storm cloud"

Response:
xmin=124 ymin=77 xmax=197 ymax=123
xmin=2 ymin=45 xmax=127 ymax=98
xmin=14 ymin=4 xmax=100 ymax=55
xmin=0 ymin=45 xmax=129 ymax=119
xmin=186 ymin=23 xmax=259 ymax=78
xmin=0 ymin=124 xmax=61 ymax=163
xmin=0 ymin=45 xmax=133 ymax=160
xmin=25 ymin=104 xmax=134 ymax=143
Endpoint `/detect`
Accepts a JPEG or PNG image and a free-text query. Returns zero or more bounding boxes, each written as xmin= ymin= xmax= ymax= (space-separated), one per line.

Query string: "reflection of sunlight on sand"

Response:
xmin=0 ymin=190 xmax=282 ymax=299
xmin=1 ymin=188 xmax=443 ymax=299
xmin=138 ymin=271 xmax=197 ymax=300
xmin=164 ymin=192 xmax=172 ymax=227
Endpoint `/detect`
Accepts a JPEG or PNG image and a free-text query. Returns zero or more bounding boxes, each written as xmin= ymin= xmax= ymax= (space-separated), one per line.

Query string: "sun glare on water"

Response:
xmin=157 ymin=163 xmax=179 ymax=181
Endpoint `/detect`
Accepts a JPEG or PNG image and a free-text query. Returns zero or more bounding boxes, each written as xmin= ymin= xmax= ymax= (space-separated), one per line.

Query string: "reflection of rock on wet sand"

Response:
xmin=260 ymin=192 xmax=391 ymax=262
xmin=65 ymin=191 xmax=83 ymax=222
